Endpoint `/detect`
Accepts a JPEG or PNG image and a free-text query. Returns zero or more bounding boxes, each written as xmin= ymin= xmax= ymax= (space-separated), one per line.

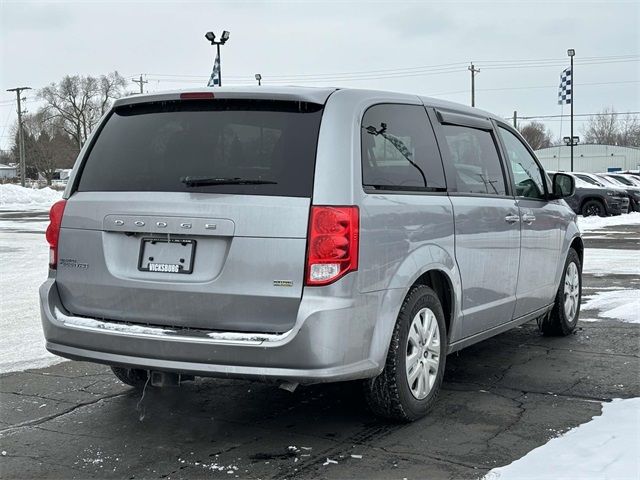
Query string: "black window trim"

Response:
xmin=493 ymin=119 xmax=551 ymax=202
xmin=434 ymin=108 xmax=493 ymax=131
xmin=430 ymin=108 xmax=514 ymax=198
xmin=359 ymin=102 xmax=448 ymax=196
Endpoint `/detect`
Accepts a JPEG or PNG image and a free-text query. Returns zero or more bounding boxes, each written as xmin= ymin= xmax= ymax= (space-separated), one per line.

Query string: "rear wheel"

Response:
xmin=539 ymin=248 xmax=581 ymax=336
xmin=581 ymin=199 xmax=605 ymax=217
xmin=111 ymin=366 xmax=149 ymax=388
xmin=364 ymin=285 xmax=446 ymax=422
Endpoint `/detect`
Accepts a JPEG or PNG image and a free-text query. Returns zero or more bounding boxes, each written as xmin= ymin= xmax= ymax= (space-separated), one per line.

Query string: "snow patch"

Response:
xmin=0 ymin=184 xmax=62 ymax=209
xmin=582 ymin=248 xmax=640 ymax=276
xmin=206 ymin=330 xmax=284 ymax=343
xmin=577 ymin=212 xmax=640 ymax=232
xmin=582 ymin=290 xmax=640 ymax=323
xmin=0 ymin=221 xmax=63 ymax=373
xmin=484 ymin=398 xmax=640 ymax=480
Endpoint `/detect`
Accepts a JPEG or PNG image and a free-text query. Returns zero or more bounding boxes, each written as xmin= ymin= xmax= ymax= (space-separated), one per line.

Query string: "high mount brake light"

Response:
xmin=305 ymin=206 xmax=359 ymax=286
xmin=180 ymin=92 xmax=215 ymax=100
xmin=46 ymin=200 xmax=67 ymax=269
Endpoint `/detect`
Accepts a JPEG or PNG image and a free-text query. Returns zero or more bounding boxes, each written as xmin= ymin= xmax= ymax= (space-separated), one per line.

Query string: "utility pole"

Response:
xmin=131 ymin=74 xmax=148 ymax=94
xmin=468 ymin=62 xmax=480 ymax=107
xmin=6 ymin=86 xmax=31 ymax=187
xmin=513 ymin=111 xmax=517 ymax=129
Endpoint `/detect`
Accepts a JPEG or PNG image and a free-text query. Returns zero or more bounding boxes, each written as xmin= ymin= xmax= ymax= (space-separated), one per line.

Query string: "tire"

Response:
xmin=581 ymin=199 xmax=605 ymax=217
xmin=364 ymin=285 xmax=447 ymax=422
xmin=111 ymin=366 xmax=150 ymax=388
xmin=539 ymin=248 xmax=581 ymax=336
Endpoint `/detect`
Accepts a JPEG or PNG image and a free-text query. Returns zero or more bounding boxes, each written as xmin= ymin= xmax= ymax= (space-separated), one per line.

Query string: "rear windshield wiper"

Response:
xmin=180 ymin=176 xmax=277 ymax=187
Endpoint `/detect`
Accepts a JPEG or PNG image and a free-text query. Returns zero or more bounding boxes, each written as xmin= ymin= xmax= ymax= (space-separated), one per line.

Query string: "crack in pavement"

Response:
xmin=372 ymin=444 xmax=485 ymax=472
xmin=0 ymin=391 xmax=130 ymax=436
xmin=500 ymin=341 xmax=640 ymax=359
xmin=33 ymin=425 xmax=111 ymax=440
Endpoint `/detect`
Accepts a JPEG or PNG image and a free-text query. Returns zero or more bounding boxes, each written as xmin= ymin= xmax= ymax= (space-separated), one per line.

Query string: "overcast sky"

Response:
xmin=1 ymin=0 xmax=638 ymax=150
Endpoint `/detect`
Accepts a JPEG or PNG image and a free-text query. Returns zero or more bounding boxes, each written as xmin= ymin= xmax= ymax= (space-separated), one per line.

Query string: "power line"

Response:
xmin=136 ymin=54 xmax=639 ymax=84
xmin=516 ymin=111 xmax=640 ymax=120
xmin=428 ymin=80 xmax=640 ymax=97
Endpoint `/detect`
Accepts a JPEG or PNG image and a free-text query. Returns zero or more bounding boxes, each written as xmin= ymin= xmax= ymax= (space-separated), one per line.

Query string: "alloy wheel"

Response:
xmin=406 ymin=307 xmax=441 ymax=400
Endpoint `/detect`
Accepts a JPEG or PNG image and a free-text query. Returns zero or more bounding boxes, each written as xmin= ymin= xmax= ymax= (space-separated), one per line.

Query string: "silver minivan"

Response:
xmin=40 ymin=87 xmax=582 ymax=421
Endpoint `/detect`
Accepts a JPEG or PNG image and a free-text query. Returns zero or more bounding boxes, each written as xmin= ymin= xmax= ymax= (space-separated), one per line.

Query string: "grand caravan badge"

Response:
xmin=59 ymin=258 xmax=89 ymax=269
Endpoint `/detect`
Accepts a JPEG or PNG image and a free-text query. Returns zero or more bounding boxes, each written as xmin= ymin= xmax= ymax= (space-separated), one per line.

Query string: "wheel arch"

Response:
xmin=570 ymin=236 xmax=584 ymax=267
xmin=369 ymin=259 xmax=461 ymax=374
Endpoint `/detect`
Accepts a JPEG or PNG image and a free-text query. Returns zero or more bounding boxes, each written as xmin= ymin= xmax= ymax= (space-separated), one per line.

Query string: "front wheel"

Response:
xmin=539 ymin=248 xmax=581 ymax=336
xmin=582 ymin=200 xmax=605 ymax=217
xmin=364 ymin=285 xmax=447 ymax=422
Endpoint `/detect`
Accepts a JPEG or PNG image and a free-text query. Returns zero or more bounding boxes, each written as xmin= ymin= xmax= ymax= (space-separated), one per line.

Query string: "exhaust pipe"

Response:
xmin=149 ymin=371 xmax=194 ymax=387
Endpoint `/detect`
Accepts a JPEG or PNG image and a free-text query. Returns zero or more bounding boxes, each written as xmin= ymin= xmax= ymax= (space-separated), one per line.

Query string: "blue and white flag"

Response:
xmin=207 ymin=52 xmax=220 ymax=87
xmin=558 ymin=67 xmax=572 ymax=105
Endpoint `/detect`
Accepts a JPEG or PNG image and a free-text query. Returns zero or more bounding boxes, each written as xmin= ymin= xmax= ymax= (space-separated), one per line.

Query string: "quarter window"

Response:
xmin=441 ymin=125 xmax=506 ymax=195
xmin=498 ymin=127 xmax=546 ymax=199
xmin=361 ymin=104 xmax=446 ymax=191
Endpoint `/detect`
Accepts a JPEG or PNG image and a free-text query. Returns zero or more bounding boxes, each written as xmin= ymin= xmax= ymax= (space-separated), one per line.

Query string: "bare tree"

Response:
xmin=617 ymin=113 xmax=640 ymax=147
xmin=583 ymin=107 xmax=619 ymax=145
xmin=518 ymin=121 xmax=553 ymax=150
xmin=10 ymin=112 xmax=78 ymax=184
xmin=582 ymin=107 xmax=640 ymax=146
xmin=39 ymin=72 xmax=126 ymax=149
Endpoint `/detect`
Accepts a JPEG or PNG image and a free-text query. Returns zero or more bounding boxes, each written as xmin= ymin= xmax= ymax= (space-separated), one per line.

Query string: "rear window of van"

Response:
xmin=76 ymin=99 xmax=324 ymax=197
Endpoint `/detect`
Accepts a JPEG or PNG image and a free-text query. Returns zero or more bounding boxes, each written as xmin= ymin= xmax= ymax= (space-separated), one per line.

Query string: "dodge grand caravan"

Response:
xmin=40 ymin=87 xmax=582 ymax=421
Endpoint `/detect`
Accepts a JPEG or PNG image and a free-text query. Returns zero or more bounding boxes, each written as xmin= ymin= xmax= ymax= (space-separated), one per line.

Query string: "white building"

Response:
xmin=535 ymin=144 xmax=640 ymax=173
xmin=0 ymin=163 xmax=17 ymax=179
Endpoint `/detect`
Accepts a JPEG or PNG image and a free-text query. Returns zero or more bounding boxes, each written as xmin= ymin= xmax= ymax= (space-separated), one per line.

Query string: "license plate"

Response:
xmin=138 ymin=238 xmax=196 ymax=274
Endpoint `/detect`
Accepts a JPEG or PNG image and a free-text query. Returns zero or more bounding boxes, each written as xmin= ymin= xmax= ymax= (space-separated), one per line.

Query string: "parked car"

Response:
xmin=41 ymin=87 xmax=582 ymax=421
xmin=576 ymin=172 xmax=631 ymax=214
xmin=575 ymin=172 xmax=631 ymax=214
xmin=596 ymin=173 xmax=640 ymax=212
xmin=548 ymin=171 xmax=626 ymax=217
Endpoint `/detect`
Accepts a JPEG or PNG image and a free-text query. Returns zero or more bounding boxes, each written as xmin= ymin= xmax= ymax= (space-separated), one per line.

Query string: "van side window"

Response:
xmin=361 ymin=104 xmax=446 ymax=191
xmin=498 ymin=126 xmax=546 ymax=199
xmin=441 ymin=125 xmax=506 ymax=195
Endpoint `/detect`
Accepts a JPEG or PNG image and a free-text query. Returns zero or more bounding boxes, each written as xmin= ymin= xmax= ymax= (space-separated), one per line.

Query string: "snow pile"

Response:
xmin=0 ymin=184 xmax=62 ymax=209
xmin=578 ymin=211 xmax=640 ymax=232
xmin=484 ymin=397 xmax=640 ymax=480
xmin=582 ymin=290 xmax=640 ymax=323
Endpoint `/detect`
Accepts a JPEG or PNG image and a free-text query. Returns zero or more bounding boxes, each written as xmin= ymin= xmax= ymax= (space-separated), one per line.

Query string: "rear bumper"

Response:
xmin=40 ymin=278 xmax=383 ymax=384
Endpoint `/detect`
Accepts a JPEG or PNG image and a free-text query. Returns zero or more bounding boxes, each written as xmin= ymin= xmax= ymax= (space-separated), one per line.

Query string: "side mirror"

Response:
xmin=551 ymin=172 xmax=575 ymax=199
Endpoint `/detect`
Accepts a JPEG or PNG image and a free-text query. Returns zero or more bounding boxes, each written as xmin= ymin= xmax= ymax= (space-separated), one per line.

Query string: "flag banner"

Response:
xmin=558 ymin=67 xmax=572 ymax=105
xmin=207 ymin=52 xmax=220 ymax=87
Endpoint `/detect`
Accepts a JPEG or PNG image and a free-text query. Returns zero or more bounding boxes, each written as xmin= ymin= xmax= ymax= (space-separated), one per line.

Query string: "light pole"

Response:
xmin=567 ymin=48 xmax=575 ymax=171
xmin=255 ymin=73 xmax=262 ymax=86
xmin=205 ymin=30 xmax=230 ymax=86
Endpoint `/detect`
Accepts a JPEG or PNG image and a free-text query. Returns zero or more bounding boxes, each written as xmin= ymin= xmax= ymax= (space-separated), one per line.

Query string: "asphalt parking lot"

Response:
xmin=1 ymin=225 xmax=639 ymax=480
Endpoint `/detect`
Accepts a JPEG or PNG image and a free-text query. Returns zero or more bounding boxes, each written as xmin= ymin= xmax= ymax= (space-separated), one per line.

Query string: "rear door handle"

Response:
xmin=522 ymin=213 xmax=536 ymax=224
xmin=505 ymin=214 xmax=520 ymax=224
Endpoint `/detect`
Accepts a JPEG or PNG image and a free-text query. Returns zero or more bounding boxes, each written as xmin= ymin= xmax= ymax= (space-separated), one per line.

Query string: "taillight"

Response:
xmin=45 ymin=200 xmax=67 ymax=269
xmin=305 ymin=206 xmax=359 ymax=286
